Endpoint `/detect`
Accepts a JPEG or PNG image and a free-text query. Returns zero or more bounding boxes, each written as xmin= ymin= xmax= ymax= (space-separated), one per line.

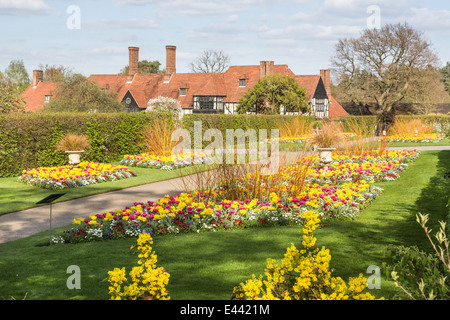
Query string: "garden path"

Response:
xmin=0 ymin=145 xmax=448 ymax=244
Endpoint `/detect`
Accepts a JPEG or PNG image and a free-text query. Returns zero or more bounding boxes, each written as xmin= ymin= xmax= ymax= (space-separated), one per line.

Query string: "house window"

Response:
xmin=314 ymin=99 xmax=326 ymax=112
xmin=44 ymin=95 xmax=51 ymax=103
xmin=193 ymin=96 xmax=225 ymax=112
xmin=180 ymin=88 xmax=187 ymax=96
xmin=239 ymin=79 xmax=246 ymax=87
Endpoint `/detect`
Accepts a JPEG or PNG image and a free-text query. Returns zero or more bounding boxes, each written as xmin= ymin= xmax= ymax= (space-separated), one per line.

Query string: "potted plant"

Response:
xmin=56 ymin=133 xmax=90 ymax=165
xmin=310 ymin=122 xmax=343 ymax=164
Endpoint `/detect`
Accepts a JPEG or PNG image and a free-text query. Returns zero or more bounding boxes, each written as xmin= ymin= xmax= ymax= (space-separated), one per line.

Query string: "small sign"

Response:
xmin=36 ymin=192 xmax=66 ymax=204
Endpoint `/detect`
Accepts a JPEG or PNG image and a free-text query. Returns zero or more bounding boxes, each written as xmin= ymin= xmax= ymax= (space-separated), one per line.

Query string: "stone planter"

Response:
xmin=66 ymin=150 xmax=84 ymax=165
xmin=317 ymin=148 xmax=335 ymax=164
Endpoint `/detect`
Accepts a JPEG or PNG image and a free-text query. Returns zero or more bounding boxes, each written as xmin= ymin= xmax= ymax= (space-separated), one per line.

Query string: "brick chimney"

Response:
xmin=260 ymin=61 xmax=274 ymax=79
xmin=127 ymin=46 xmax=139 ymax=82
xmin=320 ymin=69 xmax=331 ymax=99
xmin=164 ymin=45 xmax=176 ymax=82
xmin=32 ymin=70 xmax=43 ymax=88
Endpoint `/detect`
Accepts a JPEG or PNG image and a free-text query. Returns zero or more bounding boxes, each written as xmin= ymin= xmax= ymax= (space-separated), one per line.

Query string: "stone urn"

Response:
xmin=317 ymin=147 xmax=335 ymax=165
xmin=66 ymin=150 xmax=84 ymax=165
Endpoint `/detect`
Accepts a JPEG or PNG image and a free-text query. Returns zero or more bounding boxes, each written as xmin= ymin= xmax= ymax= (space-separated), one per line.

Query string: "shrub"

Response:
xmin=107 ymin=232 xmax=170 ymax=300
xmin=384 ymin=213 xmax=449 ymax=300
xmin=312 ymin=120 xmax=323 ymax=130
xmin=232 ymin=210 xmax=382 ymax=300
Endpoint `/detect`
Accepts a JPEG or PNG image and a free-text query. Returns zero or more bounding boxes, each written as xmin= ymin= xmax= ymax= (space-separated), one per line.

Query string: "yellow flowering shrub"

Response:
xmin=107 ymin=232 xmax=170 ymax=300
xmin=232 ymin=210 xmax=382 ymax=300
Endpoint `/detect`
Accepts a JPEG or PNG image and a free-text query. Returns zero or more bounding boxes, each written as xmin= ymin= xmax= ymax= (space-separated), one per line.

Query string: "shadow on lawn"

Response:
xmin=414 ymin=150 xmax=450 ymax=230
xmin=370 ymin=150 xmax=450 ymax=252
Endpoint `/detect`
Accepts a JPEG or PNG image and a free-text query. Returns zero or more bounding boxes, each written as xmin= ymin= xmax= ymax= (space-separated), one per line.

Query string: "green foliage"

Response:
xmin=37 ymin=122 xmax=67 ymax=167
xmin=384 ymin=245 xmax=449 ymax=300
xmin=312 ymin=121 xmax=323 ymax=129
xmin=43 ymin=74 xmax=126 ymax=113
xmin=237 ymin=74 xmax=309 ymax=115
xmin=3 ymin=59 xmax=30 ymax=93
xmin=121 ymin=60 xmax=162 ymax=74
xmin=441 ymin=61 xmax=450 ymax=93
xmin=384 ymin=213 xmax=450 ymax=300
xmin=0 ymin=82 xmax=25 ymax=113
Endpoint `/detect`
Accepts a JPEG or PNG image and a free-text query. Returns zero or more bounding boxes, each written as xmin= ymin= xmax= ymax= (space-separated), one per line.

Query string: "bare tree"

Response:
xmin=331 ymin=23 xmax=440 ymax=129
xmin=189 ymin=50 xmax=230 ymax=73
xmin=38 ymin=64 xmax=74 ymax=82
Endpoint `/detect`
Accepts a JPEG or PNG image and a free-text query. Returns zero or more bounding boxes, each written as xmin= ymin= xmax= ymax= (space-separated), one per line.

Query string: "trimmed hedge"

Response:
xmin=0 ymin=112 xmax=172 ymax=177
xmin=181 ymin=114 xmax=315 ymax=147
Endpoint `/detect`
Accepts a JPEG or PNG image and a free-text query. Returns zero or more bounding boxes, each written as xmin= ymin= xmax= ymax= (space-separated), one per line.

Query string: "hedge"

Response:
xmin=181 ymin=114 xmax=315 ymax=148
xmin=0 ymin=112 xmax=172 ymax=177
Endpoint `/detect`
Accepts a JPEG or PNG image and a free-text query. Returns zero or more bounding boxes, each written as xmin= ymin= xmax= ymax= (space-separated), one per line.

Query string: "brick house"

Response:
xmin=21 ymin=45 xmax=348 ymax=118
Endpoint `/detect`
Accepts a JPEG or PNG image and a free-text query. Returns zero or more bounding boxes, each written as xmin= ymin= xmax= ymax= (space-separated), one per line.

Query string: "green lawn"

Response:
xmin=0 ymin=150 xmax=448 ymax=300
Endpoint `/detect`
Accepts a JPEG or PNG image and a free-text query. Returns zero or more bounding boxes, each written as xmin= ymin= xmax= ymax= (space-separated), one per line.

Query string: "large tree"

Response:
xmin=43 ymin=74 xmax=125 ymax=113
xmin=189 ymin=50 xmax=230 ymax=73
xmin=237 ymin=74 xmax=309 ymax=115
xmin=331 ymin=22 xmax=440 ymax=128
xmin=4 ymin=59 xmax=30 ymax=93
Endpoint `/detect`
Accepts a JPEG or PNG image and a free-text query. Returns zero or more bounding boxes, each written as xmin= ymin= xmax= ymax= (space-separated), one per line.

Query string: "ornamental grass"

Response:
xmin=385 ymin=118 xmax=446 ymax=142
xmin=55 ymin=133 xmax=90 ymax=151
xmin=310 ymin=121 xmax=345 ymax=149
xmin=141 ymin=117 xmax=176 ymax=157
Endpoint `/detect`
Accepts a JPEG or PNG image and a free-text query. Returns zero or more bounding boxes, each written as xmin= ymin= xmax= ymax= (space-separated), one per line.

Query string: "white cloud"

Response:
xmin=85 ymin=18 xmax=159 ymax=29
xmin=407 ymin=7 xmax=450 ymax=30
xmin=116 ymin=0 xmax=311 ymax=16
xmin=0 ymin=0 xmax=50 ymax=15
xmin=89 ymin=46 xmax=128 ymax=55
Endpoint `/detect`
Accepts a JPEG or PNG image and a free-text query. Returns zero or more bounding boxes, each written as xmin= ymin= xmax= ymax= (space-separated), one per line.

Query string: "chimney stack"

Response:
xmin=320 ymin=69 xmax=331 ymax=98
xmin=32 ymin=70 xmax=43 ymax=88
xmin=166 ymin=45 xmax=176 ymax=75
xmin=260 ymin=61 xmax=274 ymax=79
xmin=127 ymin=46 xmax=139 ymax=82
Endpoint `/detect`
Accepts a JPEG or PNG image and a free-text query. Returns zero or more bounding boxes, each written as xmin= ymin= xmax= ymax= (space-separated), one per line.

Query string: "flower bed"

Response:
xmin=267 ymin=132 xmax=357 ymax=144
xmin=383 ymin=133 xmax=445 ymax=143
xmin=17 ymin=161 xmax=136 ymax=190
xmin=51 ymin=149 xmax=419 ymax=244
xmin=120 ymin=152 xmax=213 ymax=170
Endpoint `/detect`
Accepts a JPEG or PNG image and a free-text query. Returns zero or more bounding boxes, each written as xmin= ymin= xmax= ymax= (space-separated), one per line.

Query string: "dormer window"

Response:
xmin=239 ymin=79 xmax=246 ymax=87
xmin=44 ymin=95 xmax=51 ymax=103
xmin=180 ymin=88 xmax=186 ymax=96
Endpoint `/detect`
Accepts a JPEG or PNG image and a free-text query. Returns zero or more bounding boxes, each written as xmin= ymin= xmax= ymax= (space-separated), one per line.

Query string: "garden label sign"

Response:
xmin=36 ymin=192 xmax=66 ymax=243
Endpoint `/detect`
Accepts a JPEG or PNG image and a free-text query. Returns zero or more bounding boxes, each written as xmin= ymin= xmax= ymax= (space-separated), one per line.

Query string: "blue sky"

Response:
xmin=0 ymin=0 xmax=449 ymax=81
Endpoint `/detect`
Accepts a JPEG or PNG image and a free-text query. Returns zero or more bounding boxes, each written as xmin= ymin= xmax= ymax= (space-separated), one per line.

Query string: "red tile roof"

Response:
xmin=21 ymin=82 xmax=58 ymax=112
xmin=20 ymin=62 xmax=347 ymax=117
xmin=328 ymin=96 xmax=349 ymax=117
xmin=295 ymin=75 xmax=321 ymax=101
